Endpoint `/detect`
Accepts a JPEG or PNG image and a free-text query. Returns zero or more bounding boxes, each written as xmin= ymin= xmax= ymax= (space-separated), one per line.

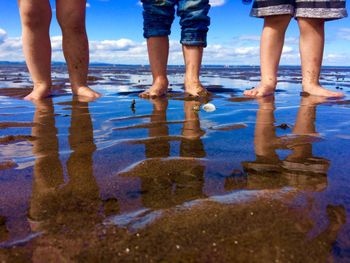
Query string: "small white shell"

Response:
xmin=202 ymin=103 xmax=216 ymax=112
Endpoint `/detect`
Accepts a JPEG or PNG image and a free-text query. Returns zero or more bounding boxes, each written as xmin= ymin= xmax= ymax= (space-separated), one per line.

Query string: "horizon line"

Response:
xmin=1 ymin=61 xmax=350 ymax=68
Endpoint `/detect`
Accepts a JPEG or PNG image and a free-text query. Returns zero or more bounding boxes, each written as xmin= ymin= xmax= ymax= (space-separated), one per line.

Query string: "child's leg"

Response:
xmin=298 ymin=18 xmax=343 ymax=97
xmin=139 ymin=0 xmax=176 ymax=98
xmin=244 ymin=15 xmax=291 ymax=97
xmin=140 ymin=37 xmax=170 ymax=98
xmin=18 ymin=0 xmax=52 ymax=100
xmin=56 ymin=0 xmax=101 ymax=99
xmin=178 ymin=0 xmax=210 ymax=97
xmin=182 ymin=45 xmax=210 ymax=97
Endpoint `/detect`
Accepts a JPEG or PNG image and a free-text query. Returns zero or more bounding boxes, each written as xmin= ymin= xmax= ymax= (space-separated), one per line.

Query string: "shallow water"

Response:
xmin=1 ymin=64 xmax=350 ymax=262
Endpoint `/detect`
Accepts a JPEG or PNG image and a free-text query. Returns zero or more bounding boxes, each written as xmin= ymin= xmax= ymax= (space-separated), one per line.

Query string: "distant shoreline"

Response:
xmin=0 ymin=62 xmax=350 ymax=69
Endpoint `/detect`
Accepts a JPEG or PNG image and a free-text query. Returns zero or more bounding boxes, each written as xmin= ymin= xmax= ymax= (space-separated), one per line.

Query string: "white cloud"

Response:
xmin=0 ymin=34 xmax=348 ymax=65
xmin=210 ymin=0 xmax=226 ymax=7
xmin=86 ymin=3 xmax=91 ymax=8
xmin=0 ymin=28 xmax=7 ymax=44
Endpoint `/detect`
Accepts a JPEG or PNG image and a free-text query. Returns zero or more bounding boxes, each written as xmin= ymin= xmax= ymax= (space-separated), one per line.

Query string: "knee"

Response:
xmin=298 ymin=18 xmax=325 ymax=29
xmin=20 ymin=8 xmax=51 ymax=29
xmin=57 ymin=12 xmax=86 ymax=34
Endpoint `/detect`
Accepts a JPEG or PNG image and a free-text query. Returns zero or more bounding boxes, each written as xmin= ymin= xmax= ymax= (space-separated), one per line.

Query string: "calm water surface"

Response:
xmin=0 ymin=65 xmax=350 ymax=262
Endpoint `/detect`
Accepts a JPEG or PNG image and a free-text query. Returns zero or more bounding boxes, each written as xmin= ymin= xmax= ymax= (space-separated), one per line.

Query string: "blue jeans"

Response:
xmin=142 ymin=0 xmax=211 ymax=47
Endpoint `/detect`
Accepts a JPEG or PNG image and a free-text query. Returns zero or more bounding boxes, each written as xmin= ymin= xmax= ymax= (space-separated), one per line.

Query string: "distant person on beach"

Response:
xmin=139 ymin=0 xmax=211 ymax=98
xmin=244 ymin=0 xmax=347 ymax=98
xmin=18 ymin=0 xmax=101 ymax=100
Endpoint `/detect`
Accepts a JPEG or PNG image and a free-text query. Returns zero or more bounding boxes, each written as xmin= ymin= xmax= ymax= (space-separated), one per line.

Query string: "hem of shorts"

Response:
xmin=250 ymin=6 xmax=294 ymax=18
xmin=295 ymin=9 xmax=348 ymax=21
xmin=143 ymin=31 xmax=171 ymax=39
xmin=180 ymin=40 xmax=207 ymax=47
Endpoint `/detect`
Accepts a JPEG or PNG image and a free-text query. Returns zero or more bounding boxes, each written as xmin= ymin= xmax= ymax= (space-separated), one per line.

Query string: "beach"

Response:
xmin=1 ymin=64 xmax=350 ymax=262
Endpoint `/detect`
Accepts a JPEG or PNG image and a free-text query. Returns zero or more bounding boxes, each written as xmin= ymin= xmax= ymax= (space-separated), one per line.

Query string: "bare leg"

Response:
xmin=183 ymin=45 xmax=210 ymax=97
xmin=244 ymin=15 xmax=291 ymax=97
xmin=56 ymin=0 xmax=101 ymax=99
xmin=139 ymin=36 xmax=169 ymax=98
xmin=18 ymin=0 xmax=52 ymax=100
xmin=298 ymin=18 xmax=343 ymax=97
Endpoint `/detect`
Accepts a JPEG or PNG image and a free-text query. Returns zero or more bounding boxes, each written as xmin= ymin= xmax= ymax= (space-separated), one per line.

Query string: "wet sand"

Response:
xmin=1 ymin=64 xmax=350 ymax=262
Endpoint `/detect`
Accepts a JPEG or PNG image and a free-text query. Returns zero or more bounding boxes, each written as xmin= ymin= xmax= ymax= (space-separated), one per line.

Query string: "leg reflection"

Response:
xmin=29 ymin=98 xmax=100 ymax=233
xmin=29 ymin=98 xmax=64 ymax=229
xmin=282 ymin=96 xmax=330 ymax=191
xmin=120 ymin=99 xmax=206 ymax=209
xmin=241 ymin=97 xmax=284 ymax=189
xmin=145 ymin=98 xmax=170 ymax=158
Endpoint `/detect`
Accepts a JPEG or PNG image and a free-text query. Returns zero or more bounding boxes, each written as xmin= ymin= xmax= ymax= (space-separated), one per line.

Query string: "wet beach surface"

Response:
xmin=0 ymin=64 xmax=350 ymax=262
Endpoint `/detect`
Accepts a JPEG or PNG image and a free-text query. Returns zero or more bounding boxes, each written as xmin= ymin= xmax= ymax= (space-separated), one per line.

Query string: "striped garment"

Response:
xmin=251 ymin=0 xmax=348 ymax=20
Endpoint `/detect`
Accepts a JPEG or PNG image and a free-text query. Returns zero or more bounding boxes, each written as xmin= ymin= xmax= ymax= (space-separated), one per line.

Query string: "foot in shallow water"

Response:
xmin=302 ymin=84 xmax=344 ymax=98
xmin=24 ymin=84 xmax=51 ymax=101
xmin=184 ymin=80 xmax=211 ymax=98
xmin=244 ymin=83 xmax=276 ymax=98
xmin=72 ymin=86 xmax=102 ymax=99
xmin=139 ymin=77 xmax=169 ymax=98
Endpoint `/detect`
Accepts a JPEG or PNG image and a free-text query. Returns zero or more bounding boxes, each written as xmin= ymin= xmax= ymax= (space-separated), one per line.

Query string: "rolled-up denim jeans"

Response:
xmin=142 ymin=0 xmax=211 ymax=47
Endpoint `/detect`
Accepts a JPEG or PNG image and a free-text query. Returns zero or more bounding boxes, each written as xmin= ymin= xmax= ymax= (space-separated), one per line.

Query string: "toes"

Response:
xmin=332 ymin=91 xmax=344 ymax=98
xmin=139 ymin=91 xmax=150 ymax=98
xmin=244 ymin=88 xmax=257 ymax=97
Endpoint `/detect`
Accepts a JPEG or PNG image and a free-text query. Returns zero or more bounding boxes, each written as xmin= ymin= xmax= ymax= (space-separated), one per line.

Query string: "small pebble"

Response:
xmin=125 ymin=248 xmax=130 ymax=253
xmin=277 ymin=123 xmax=290 ymax=130
xmin=176 ymin=245 xmax=180 ymax=250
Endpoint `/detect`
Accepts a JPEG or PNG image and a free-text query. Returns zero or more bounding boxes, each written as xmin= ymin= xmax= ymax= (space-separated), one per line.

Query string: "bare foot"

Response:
xmin=244 ymin=83 xmax=276 ymax=97
xmin=139 ymin=77 xmax=168 ymax=98
xmin=24 ymin=84 xmax=51 ymax=101
xmin=72 ymin=86 xmax=101 ymax=99
xmin=184 ymin=80 xmax=211 ymax=98
xmin=302 ymin=84 xmax=344 ymax=98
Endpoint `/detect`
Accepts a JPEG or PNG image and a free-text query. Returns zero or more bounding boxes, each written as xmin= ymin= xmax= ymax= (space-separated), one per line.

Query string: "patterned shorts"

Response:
xmin=251 ymin=0 xmax=348 ymax=20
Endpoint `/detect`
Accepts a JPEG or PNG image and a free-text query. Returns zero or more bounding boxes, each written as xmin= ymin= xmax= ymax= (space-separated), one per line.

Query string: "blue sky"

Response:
xmin=0 ymin=0 xmax=349 ymax=65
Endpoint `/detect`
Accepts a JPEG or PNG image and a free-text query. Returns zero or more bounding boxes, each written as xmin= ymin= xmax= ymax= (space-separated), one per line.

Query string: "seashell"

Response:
xmin=202 ymin=103 xmax=216 ymax=112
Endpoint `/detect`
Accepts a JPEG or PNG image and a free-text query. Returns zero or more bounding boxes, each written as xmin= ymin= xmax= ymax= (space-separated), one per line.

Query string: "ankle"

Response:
xmin=185 ymin=76 xmax=201 ymax=84
xmin=33 ymin=82 xmax=51 ymax=90
xmin=302 ymin=82 xmax=320 ymax=89
xmin=153 ymin=76 xmax=168 ymax=84
xmin=261 ymin=77 xmax=277 ymax=87
xmin=71 ymin=83 xmax=88 ymax=91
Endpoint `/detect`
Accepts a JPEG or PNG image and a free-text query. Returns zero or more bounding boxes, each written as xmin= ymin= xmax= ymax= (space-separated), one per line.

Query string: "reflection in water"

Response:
xmin=0 ymin=92 xmax=347 ymax=261
xmin=120 ymin=99 xmax=206 ymax=209
xmin=239 ymin=96 xmax=346 ymax=262
xmin=29 ymin=98 xmax=102 ymax=233
xmin=242 ymin=96 xmax=329 ymax=191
